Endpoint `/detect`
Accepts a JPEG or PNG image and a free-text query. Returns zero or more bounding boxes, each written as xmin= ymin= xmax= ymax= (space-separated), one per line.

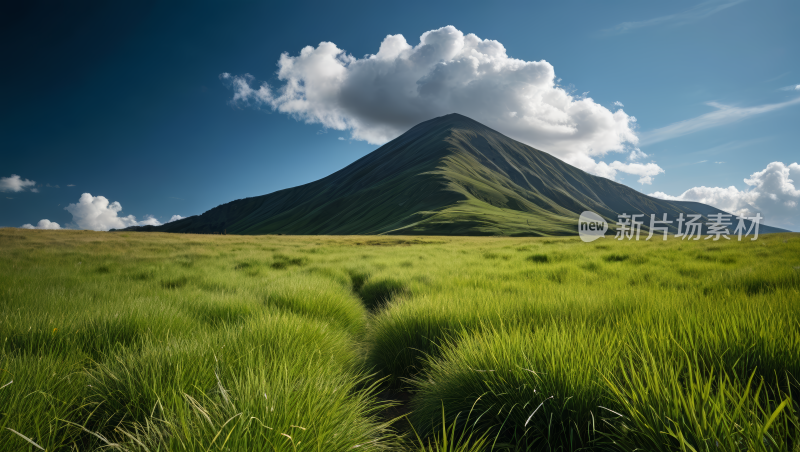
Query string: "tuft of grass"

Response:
xmin=409 ymin=326 xmax=619 ymax=450
xmin=264 ymin=274 xmax=368 ymax=336
xmin=412 ymin=405 xmax=490 ymax=452
xmin=82 ymin=312 xmax=395 ymax=450
xmin=601 ymin=345 xmax=797 ymax=451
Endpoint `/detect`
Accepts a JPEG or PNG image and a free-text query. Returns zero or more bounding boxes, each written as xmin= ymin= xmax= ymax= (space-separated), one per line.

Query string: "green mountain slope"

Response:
xmin=128 ymin=114 xmax=786 ymax=236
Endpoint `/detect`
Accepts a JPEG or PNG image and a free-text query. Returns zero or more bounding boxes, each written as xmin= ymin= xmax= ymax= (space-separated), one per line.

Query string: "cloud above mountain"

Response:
xmin=651 ymin=161 xmax=800 ymax=229
xmin=222 ymin=25 xmax=659 ymax=184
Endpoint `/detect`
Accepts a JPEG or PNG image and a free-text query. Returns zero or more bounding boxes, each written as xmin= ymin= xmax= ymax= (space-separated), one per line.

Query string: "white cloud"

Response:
xmin=137 ymin=215 xmax=161 ymax=227
xmin=221 ymin=26 xmax=658 ymax=183
xmin=650 ymin=161 xmax=800 ymax=229
xmin=338 ymin=137 xmax=345 ymax=141
xmin=167 ymin=215 xmax=184 ymax=223
xmin=21 ymin=219 xmax=62 ymax=230
xmin=604 ymin=0 xmax=747 ymax=35
xmin=0 ymin=174 xmax=36 ymax=192
xmin=67 ymin=184 xmax=76 ymax=187
xmin=64 ymin=193 xmax=164 ymax=231
xmin=628 ymin=148 xmax=648 ymax=161
xmin=608 ymin=161 xmax=664 ymax=185
xmin=614 ymin=101 xmax=624 ymax=107
xmin=779 ymin=85 xmax=800 ymax=91
xmin=641 ymin=97 xmax=800 ymax=145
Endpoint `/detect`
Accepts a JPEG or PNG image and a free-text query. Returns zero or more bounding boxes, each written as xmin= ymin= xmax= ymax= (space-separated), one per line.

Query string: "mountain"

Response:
xmin=126 ymin=114 xmax=787 ymax=236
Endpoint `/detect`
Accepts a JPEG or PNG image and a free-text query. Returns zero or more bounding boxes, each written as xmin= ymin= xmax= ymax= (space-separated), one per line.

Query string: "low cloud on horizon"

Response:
xmin=651 ymin=161 xmax=800 ymax=230
xmin=21 ymin=219 xmax=62 ymax=230
xmin=21 ymin=193 xmax=181 ymax=232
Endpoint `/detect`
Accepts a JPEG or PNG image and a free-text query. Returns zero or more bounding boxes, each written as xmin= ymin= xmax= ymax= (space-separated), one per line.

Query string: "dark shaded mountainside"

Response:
xmin=127 ymin=114 xmax=786 ymax=236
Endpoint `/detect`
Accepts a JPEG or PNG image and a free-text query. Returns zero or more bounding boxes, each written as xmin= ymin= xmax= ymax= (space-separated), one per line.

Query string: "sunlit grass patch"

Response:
xmin=263 ymin=274 xmax=368 ymax=336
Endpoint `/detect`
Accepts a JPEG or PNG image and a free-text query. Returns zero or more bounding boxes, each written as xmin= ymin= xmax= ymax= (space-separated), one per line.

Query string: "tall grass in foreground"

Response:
xmin=410 ymin=325 xmax=619 ymax=450
xmin=602 ymin=342 xmax=796 ymax=451
xmin=1 ymin=229 xmax=799 ymax=450
xmin=410 ymin=326 xmax=798 ymax=451
xmin=81 ymin=312 xmax=395 ymax=451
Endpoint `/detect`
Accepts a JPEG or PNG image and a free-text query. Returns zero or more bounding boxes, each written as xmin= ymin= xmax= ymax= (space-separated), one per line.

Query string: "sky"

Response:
xmin=2 ymin=0 xmax=799 ymax=231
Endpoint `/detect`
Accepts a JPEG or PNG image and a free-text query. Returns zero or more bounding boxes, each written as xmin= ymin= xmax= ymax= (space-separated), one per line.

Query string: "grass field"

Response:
xmin=1 ymin=228 xmax=799 ymax=451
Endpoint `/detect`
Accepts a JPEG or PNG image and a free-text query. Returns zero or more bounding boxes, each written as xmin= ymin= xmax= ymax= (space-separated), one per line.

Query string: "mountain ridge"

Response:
xmin=126 ymin=114 xmax=786 ymax=236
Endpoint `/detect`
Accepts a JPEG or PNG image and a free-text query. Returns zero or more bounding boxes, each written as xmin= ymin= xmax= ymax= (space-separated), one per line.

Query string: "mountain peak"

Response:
xmin=129 ymin=115 xmax=786 ymax=236
xmin=414 ymin=113 xmax=489 ymax=131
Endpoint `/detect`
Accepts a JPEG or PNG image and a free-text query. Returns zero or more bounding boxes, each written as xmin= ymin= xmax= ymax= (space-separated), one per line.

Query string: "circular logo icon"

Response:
xmin=578 ymin=211 xmax=608 ymax=242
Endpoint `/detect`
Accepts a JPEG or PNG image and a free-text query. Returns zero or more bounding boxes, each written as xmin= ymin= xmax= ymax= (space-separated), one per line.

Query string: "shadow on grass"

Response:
xmin=358 ymin=277 xmax=408 ymax=310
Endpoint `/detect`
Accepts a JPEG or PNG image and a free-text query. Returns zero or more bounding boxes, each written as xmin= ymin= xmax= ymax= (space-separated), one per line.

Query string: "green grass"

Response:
xmin=1 ymin=228 xmax=799 ymax=451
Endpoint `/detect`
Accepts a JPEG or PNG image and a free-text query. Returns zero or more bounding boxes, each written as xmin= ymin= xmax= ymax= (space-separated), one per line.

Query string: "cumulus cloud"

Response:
xmin=21 ymin=219 xmax=62 ymax=230
xmin=607 ymin=161 xmax=664 ymax=185
xmin=1 ymin=174 xmax=36 ymax=192
xmin=137 ymin=215 xmax=161 ymax=227
xmin=64 ymin=193 xmax=164 ymax=231
xmin=651 ymin=161 xmax=800 ymax=229
xmin=628 ymin=148 xmax=648 ymax=161
xmin=222 ymin=26 xmax=660 ymax=184
xmin=167 ymin=215 xmax=184 ymax=223
xmin=614 ymin=101 xmax=624 ymax=107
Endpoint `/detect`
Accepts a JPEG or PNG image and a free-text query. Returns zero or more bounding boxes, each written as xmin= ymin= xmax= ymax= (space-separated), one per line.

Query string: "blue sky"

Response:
xmin=2 ymin=0 xmax=799 ymax=230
